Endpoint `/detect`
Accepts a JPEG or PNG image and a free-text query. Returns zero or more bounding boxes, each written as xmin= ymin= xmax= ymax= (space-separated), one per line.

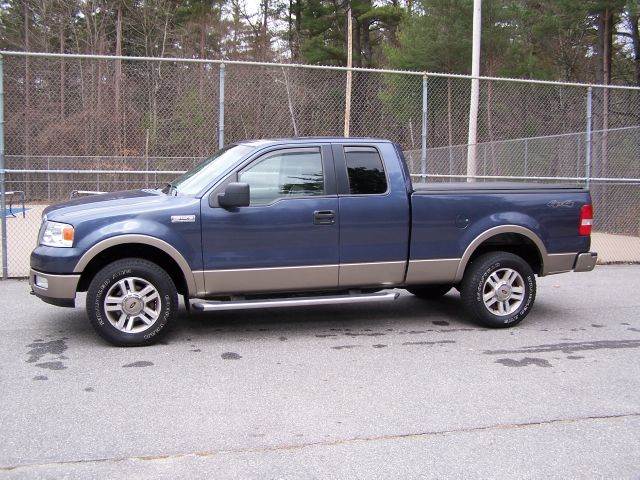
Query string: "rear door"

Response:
xmin=200 ymin=144 xmax=340 ymax=294
xmin=333 ymin=142 xmax=411 ymax=287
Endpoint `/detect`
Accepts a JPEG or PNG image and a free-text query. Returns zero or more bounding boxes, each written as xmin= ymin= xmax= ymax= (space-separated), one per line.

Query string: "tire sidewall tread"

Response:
xmin=86 ymin=258 xmax=178 ymax=346
xmin=461 ymin=251 xmax=536 ymax=328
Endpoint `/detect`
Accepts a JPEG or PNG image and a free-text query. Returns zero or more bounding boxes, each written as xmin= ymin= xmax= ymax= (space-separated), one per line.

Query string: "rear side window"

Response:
xmin=344 ymin=146 xmax=387 ymax=195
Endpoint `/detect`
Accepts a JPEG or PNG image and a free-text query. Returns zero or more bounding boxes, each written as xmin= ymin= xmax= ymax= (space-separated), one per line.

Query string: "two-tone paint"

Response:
xmin=30 ymin=137 xmax=596 ymax=307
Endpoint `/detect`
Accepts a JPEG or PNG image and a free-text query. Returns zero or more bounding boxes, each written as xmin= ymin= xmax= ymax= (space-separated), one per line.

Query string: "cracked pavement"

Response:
xmin=1 ymin=265 xmax=639 ymax=479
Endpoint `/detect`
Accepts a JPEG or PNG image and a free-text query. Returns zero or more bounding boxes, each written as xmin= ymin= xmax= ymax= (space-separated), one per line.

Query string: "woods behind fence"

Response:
xmin=1 ymin=52 xmax=640 ymax=266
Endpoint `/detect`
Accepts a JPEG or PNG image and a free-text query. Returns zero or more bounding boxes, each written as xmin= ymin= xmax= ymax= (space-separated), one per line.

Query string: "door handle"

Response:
xmin=313 ymin=210 xmax=335 ymax=225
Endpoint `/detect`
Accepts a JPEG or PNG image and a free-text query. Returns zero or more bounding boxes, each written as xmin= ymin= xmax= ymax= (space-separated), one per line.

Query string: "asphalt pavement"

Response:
xmin=1 ymin=265 xmax=639 ymax=479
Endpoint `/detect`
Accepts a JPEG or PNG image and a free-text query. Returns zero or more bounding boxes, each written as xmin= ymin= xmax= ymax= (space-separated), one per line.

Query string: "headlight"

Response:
xmin=40 ymin=221 xmax=75 ymax=248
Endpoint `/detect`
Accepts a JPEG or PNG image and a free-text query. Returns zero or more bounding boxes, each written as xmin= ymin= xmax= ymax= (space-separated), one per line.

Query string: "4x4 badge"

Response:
xmin=547 ymin=200 xmax=574 ymax=208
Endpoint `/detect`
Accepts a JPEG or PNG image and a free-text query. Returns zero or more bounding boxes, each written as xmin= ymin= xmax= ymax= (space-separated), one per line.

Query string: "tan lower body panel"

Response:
xmin=200 ymin=264 xmax=339 ymax=295
xmin=405 ymin=258 xmax=461 ymax=285
xmin=199 ymin=258 xmax=465 ymax=296
xmin=542 ymin=253 xmax=577 ymax=275
xmin=30 ymin=269 xmax=81 ymax=299
xmin=339 ymin=261 xmax=406 ymax=287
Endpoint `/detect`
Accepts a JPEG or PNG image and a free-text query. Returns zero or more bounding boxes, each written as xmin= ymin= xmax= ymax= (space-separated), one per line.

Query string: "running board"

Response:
xmin=190 ymin=291 xmax=399 ymax=312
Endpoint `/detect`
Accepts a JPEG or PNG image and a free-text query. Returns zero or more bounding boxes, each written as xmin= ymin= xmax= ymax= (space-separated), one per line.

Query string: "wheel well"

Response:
xmin=77 ymin=243 xmax=189 ymax=296
xmin=467 ymin=233 xmax=543 ymax=275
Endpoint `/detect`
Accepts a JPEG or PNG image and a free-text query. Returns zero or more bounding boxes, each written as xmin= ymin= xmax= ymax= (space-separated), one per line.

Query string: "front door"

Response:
xmin=200 ymin=144 xmax=339 ymax=295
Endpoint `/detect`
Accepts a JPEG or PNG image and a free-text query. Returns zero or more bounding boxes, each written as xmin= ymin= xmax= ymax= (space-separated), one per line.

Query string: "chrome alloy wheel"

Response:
xmin=103 ymin=277 xmax=162 ymax=333
xmin=482 ymin=268 xmax=525 ymax=316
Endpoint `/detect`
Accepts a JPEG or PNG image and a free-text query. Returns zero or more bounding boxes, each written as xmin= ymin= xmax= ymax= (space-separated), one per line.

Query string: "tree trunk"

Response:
xmin=151 ymin=13 xmax=169 ymax=153
xmin=96 ymin=35 xmax=103 ymax=116
xmin=594 ymin=7 xmax=614 ymax=225
xmin=294 ymin=0 xmax=302 ymax=60
xmin=288 ymin=0 xmax=293 ymax=58
xmin=261 ymin=0 xmax=269 ymax=59
xmin=115 ymin=3 xmax=123 ymax=153
xmin=629 ymin=11 xmax=640 ymax=86
xmin=59 ymin=23 xmax=65 ymax=119
xmin=282 ymin=67 xmax=298 ymax=136
xmin=601 ymin=8 xmax=612 ymax=174
xmin=447 ymin=78 xmax=453 ymax=175
xmin=350 ymin=13 xmax=362 ymax=134
xmin=24 ymin=1 xmax=31 ymax=197
xmin=353 ymin=19 xmax=361 ymax=67
xmin=199 ymin=17 xmax=206 ymax=156
xmin=486 ymin=79 xmax=497 ymax=175
xmin=485 ymin=55 xmax=497 ymax=175
xmin=362 ymin=18 xmax=372 ymax=66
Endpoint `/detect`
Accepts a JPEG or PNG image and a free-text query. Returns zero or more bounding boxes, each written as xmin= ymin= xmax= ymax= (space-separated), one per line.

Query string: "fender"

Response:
xmin=74 ymin=234 xmax=199 ymax=296
xmin=454 ymin=225 xmax=549 ymax=282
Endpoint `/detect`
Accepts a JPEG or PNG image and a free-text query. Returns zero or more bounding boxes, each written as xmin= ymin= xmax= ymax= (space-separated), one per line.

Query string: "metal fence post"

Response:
xmin=218 ymin=63 xmax=225 ymax=149
xmin=585 ymin=86 xmax=592 ymax=188
xmin=0 ymin=55 xmax=7 ymax=279
xmin=524 ymin=138 xmax=528 ymax=176
xmin=421 ymin=74 xmax=428 ymax=183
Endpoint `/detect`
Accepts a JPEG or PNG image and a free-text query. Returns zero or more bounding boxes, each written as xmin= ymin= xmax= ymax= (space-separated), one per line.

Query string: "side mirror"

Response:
xmin=217 ymin=182 xmax=250 ymax=208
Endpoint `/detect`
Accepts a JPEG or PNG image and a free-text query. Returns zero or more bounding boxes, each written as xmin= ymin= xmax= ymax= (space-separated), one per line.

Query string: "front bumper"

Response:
xmin=29 ymin=269 xmax=80 ymax=307
xmin=574 ymin=252 xmax=598 ymax=272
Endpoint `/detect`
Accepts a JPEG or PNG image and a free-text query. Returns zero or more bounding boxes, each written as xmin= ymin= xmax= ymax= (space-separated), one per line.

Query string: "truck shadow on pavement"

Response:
xmin=179 ymin=293 xmax=485 ymax=337
xmin=43 ymin=291 xmax=566 ymax=346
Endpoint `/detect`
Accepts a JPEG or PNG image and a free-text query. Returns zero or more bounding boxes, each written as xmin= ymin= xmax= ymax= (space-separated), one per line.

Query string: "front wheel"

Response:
xmin=460 ymin=251 xmax=536 ymax=328
xmin=86 ymin=258 xmax=178 ymax=346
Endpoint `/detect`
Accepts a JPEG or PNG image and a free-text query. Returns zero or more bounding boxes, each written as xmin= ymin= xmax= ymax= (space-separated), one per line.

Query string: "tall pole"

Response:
xmin=465 ymin=0 xmax=482 ymax=182
xmin=343 ymin=5 xmax=353 ymax=137
xmin=421 ymin=75 xmax=428 ymax=182
xmin=585 ymin=87 xmax=592 ymax=188
xmin=218 ymin=63 xmax=225 ymax=149
xmin=0 ymin=56 xmax=7 ymax=279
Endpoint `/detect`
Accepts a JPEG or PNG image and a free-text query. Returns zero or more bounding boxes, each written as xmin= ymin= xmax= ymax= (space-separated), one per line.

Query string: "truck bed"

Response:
xmin=408 ymin=182 xmax=592 ymax=273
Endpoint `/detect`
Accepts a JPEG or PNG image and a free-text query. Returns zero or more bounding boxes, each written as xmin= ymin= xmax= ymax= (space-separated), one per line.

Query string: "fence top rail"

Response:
xmin=5 ymin=154 xmax=202 ymax=160
xmin=4 ymin=169 xmax=640 ymax=183
xmin=4 ymin=169 xmax=186 ymax=175
xmin=417 ymin=124 xmax=640 ymax=152
xmin=2 ymin=50 xmax=640 ymax=91
xmin=414 ymin=174 xmax=640 ymax=183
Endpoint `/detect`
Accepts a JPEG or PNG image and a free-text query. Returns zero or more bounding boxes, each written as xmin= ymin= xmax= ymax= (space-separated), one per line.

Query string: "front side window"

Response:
xmin=344 ymin=146 xmax=387 ymax=195
xmin=239 ymin=149 xmax=325 ymax=205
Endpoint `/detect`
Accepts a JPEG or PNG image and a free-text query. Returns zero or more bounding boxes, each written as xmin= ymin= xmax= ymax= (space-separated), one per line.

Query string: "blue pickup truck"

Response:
xmin=30 ymin=138 xmax=597 ymax=346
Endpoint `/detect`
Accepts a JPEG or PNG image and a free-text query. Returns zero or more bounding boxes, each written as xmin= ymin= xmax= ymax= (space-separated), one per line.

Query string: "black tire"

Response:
xmin=460 ymin=251 xmax=536 ymax=328
xmin=86 ymin=258 xmax=178 ymax=346
xmin=406 ymin=284 xmax=453 ymax=299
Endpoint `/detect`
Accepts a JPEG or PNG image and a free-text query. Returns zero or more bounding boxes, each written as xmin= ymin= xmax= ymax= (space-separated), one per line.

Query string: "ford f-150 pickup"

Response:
xmin=30 ymin=138 xmax=597 ymax=346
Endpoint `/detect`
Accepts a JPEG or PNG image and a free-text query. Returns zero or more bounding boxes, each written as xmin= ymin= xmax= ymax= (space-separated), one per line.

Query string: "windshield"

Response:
xmin=168 ymin=144 xmax=256 ymax=195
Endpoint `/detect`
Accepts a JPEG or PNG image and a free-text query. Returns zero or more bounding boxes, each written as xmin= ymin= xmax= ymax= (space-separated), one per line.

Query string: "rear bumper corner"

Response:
xmin=573 ymin=252 xmax=598 ymax=272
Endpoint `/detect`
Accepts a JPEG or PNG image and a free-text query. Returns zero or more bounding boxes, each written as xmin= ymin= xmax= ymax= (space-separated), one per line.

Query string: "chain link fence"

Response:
xmin=1 ymin=51 xmax=639 ymax=277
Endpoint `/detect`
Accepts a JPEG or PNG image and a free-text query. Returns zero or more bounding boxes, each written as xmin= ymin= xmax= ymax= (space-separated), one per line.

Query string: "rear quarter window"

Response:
xmin=344 ymin=147 xmax=387 ymax=195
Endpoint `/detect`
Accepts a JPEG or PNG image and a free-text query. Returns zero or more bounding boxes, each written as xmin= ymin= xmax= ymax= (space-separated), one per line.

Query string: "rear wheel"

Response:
xmin=86 ymin=258 xmax=178 ymax=346
xmin=460 ymin=251 xmax=536 ymax=328
xmin=406 ymin=284 xmax=453 ymax=299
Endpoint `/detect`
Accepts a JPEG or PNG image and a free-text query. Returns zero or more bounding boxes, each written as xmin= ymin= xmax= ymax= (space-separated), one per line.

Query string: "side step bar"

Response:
xmin=191 ymin=291 xmax=399 ymax=312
